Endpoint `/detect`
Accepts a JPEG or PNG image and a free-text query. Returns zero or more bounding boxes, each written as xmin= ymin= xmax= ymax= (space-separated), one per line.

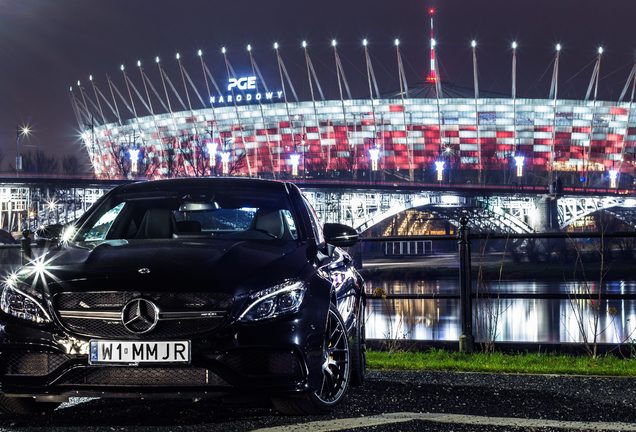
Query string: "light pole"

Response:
xmin=15 ymin=124 xmax=31 ymax=176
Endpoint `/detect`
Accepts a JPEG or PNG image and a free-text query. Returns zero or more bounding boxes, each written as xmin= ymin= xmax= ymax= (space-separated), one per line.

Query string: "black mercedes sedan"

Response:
xmin=0 ymin=178 xmax=365 ymax=415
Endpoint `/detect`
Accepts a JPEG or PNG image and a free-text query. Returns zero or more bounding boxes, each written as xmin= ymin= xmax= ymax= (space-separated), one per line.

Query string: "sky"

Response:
xmin=1 ymin=0 xmax=635 ymax=173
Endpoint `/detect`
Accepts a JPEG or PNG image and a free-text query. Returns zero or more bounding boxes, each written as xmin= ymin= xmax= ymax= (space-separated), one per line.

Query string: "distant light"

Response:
xmin=120 ymin=64 xmax=125 ymax=71
xmin=206 ymin=142 xmax=218 ymax=167
xmin=429 ymin=8 xmax=435 ymax=15
xmin=369 ymin=148 xmax=381 ymax=171
xmin=512 ymin=41 xmax=518 ymax=50
xmin=609 ymin=169 xmax=618 ymax=188
xmin=45 ymin=199 xmax=57 ymax=212
xmin=136 ymin=60 xmax=141 ymax=67
xmin=197 ymin=49 xmax=203 ymax=57
xmin=556 ymin=43 xmax=562 ymax=52
xmin=598 ymin=46 xmax=604 ymax=55
xmin=89 ymin=75 xmax=93 ymax=81
xmin=76 ymin=80 xmax=81 ymax=86
xmin=434 ymin=160 xmax=445 ymax=181
xmin=176 ymin=52 xmax=181 ymax=60
xmin=60 ymin=226 xmax=76 ymax=243
xmin=69 ymin=86 xmax=73 ymax=92
xmin=302 ymin=40 xmax=307 ymax=48
xmin=394 ymin=38 xmax=400 ymax=47
xmin=221 ymin=46 xmax=226 ymax=54
xmin=273 ymin=42 xmax=279 ymax=50
xmin=128 ymin=148 xmax=140 ymax=174
xmin=247 ymin=44 xmax=252 ymax=52
xmin=331 ymin=39 xmax=337 ymax=47
xmin=221 ymin=151 xmax=231 ymax=174
xmin=471 ymin=40 xmax=477 ymax=48
xmin=20 ymin=125 xmax=31 ymax=137
xmin=155 ymin=56 xmax=160 ymax=63
xmin=431 ymin=38 xmax=437 ymax=48
xmin=362 ymin=38 xmax=368 ymax=47
xmin=289 ymin=154 xmax=301 ymax=176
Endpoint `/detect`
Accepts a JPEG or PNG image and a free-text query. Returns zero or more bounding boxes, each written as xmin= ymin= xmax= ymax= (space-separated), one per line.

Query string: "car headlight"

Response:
xmin=0 ymin=282 xmax=52 ymax=324
xmin=238 ymin=280 xmax=306 ymax=322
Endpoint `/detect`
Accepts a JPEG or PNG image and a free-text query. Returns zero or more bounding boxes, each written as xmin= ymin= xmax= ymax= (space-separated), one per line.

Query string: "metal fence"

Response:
xmin=360 ymin=220 xmax=636 ymax=352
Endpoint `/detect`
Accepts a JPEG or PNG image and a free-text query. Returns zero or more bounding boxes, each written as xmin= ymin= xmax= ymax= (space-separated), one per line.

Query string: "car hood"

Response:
xmin=37 ymin=238 xmax=311 ymax=296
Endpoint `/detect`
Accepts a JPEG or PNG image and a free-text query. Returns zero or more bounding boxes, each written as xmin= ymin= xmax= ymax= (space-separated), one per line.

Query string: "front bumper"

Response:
xmin=0 ymin=309 xmax=326 ymax=400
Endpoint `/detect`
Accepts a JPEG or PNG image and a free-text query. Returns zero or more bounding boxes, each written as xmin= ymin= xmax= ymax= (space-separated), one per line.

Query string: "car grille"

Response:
xmin=54 ymin=292 xmax=233 ymax=339
xmin=3 ymin=352 xmax=69 ymax=376
xmin=220 ymin=350 xmax=304 ymax=378
xmin=59 ymin=367 xmax=229 ymax=387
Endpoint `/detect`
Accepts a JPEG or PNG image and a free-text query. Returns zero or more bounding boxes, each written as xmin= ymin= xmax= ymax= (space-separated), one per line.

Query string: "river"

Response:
xmin=365 ymin=279 xmax=636 ymax=343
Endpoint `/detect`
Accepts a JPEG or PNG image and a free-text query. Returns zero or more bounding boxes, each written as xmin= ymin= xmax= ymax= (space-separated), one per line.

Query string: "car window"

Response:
xmin=302 ymin=196 xmax=325 ymax=245
xmin=75 ymin=185 xmax=299 ymax=242
xmin=281 ymin=210 xmax=298 ymax=240
xmin=83 ymin=202 xmax=126 ymax=241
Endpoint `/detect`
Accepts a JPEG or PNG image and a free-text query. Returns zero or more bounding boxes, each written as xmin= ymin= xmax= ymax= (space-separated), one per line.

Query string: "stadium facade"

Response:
xmin=74 ymin=93 xmax=635 ymax=183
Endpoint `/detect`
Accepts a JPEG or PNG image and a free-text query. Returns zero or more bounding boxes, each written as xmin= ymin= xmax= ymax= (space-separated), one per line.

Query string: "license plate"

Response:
xmin=89 ymin=340 xmax=190 ymax=364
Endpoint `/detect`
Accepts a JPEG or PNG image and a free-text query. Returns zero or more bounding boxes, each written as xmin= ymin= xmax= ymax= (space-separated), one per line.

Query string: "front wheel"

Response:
xmin=350 ymin=300 xmax=366 ymax=386
xmin=272 ymin=303 xmax=350 ymax=415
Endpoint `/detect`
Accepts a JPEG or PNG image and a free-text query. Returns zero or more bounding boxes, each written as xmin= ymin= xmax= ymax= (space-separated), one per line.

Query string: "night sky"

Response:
xmin=1 ymin=0 xmax=635 ymax=173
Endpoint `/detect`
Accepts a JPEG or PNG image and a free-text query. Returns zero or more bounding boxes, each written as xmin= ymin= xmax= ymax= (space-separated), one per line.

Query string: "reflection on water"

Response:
xmin=366 ymin=279 xmax=636 ymax=343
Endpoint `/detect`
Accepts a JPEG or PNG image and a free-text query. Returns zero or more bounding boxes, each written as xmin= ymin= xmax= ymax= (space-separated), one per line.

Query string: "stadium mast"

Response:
xmin=426 ymin=7 xmax=443 ymax=98
xmin=426 ymin=7 xmax=437 ymax=85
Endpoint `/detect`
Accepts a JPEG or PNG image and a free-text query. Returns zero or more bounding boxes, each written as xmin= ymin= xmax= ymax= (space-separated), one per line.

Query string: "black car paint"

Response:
xmin=0 ymin=178 xmax=364 ymax=401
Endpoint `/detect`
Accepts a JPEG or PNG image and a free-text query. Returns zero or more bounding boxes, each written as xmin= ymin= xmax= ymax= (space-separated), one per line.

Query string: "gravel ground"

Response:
xmin=0 ymin=370 xmax=634 ymax=431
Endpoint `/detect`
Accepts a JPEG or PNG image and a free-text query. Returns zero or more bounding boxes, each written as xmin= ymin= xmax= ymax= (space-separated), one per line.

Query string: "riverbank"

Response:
xmin=368 ymin=349 xmax=636 ymax=376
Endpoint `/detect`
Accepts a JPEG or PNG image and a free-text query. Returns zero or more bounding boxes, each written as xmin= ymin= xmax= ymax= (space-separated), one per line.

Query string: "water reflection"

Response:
xmin=365 ymin=280 xmax=636 ymax=343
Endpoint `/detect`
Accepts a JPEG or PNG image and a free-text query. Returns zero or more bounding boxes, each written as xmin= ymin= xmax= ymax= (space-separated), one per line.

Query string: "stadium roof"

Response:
xmin=388 ymin=81 xmax=510 ymax=99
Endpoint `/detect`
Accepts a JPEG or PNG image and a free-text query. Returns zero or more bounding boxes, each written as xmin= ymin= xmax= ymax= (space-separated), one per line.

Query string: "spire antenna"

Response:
xmin=426 ymin=7 xmax=437 ymax=84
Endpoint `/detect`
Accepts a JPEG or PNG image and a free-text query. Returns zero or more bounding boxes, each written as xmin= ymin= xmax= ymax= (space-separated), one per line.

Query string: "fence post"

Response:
xmin=458 ymin=216 xmax=474 ymax=353
xmin=20 ymin=229 xmax=32 ymax=266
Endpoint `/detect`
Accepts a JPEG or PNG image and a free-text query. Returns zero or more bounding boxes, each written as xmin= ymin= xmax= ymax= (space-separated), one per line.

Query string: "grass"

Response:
xmin=367 ymin=349 xmax=636 ymax=377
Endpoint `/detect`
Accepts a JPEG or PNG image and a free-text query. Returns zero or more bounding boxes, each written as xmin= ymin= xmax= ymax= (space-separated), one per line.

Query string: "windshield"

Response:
xmin=75 ymin=185 xmax=299 ymax=243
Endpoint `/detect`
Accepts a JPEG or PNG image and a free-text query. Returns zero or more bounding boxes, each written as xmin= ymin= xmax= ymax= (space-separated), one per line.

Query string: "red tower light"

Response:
xmin=429 ymin=8 xmax=435 ymax=15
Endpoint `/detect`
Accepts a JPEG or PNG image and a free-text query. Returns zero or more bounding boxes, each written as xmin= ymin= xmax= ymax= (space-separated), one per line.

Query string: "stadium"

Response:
xmin=69 ymin=10 xmax=636 ymax=189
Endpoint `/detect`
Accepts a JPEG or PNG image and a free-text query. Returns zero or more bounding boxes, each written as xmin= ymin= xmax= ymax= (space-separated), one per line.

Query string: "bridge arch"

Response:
xmin=302 ymin=189 xmax=535 ymax=234
xmin=557 ymin=197 xmax=636 ymax=228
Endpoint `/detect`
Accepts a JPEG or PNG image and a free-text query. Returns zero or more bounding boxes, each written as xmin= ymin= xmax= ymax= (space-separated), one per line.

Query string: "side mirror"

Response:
xmin=323 ymin=223 xmax=358 ymax=247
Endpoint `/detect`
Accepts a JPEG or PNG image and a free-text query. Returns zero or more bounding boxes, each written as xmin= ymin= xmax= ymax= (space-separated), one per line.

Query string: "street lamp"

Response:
xmin=16 ymin=124 xmax=32 ymax=175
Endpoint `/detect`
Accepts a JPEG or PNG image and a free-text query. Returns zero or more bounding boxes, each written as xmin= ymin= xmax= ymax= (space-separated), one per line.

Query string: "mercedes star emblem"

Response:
xmin=121 ymin=298 xmax=159 ymax=334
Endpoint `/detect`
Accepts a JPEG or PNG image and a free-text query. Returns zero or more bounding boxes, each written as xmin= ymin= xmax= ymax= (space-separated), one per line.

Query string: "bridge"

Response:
xmin=1 ymin=176 xmax=634 ymax=235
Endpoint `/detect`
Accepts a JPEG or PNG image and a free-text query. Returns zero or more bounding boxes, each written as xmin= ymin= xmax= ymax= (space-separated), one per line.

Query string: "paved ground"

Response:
xmin=1 ymin=370 xmax=635 ymax=431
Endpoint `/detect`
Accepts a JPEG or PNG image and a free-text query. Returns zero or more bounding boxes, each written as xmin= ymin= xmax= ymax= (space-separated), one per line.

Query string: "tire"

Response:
xmin=350 ymin=300 xmax=366 ymax=386
xmin=272 ymin=303 xmax=350 ymax=415
xmin=0 ymin=395 xmax=60 ymax=415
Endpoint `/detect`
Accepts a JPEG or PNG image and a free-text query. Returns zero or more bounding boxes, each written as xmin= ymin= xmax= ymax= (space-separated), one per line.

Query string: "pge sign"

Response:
xmin=227 ymin=76 xmax=256 ymax=92
xmin=210 ymin=75 xmax=283 ymax=106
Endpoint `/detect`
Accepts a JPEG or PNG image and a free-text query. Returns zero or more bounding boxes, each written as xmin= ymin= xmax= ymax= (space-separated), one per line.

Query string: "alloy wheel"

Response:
xmin=315 ymin=307 xmax=350 ymax=403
